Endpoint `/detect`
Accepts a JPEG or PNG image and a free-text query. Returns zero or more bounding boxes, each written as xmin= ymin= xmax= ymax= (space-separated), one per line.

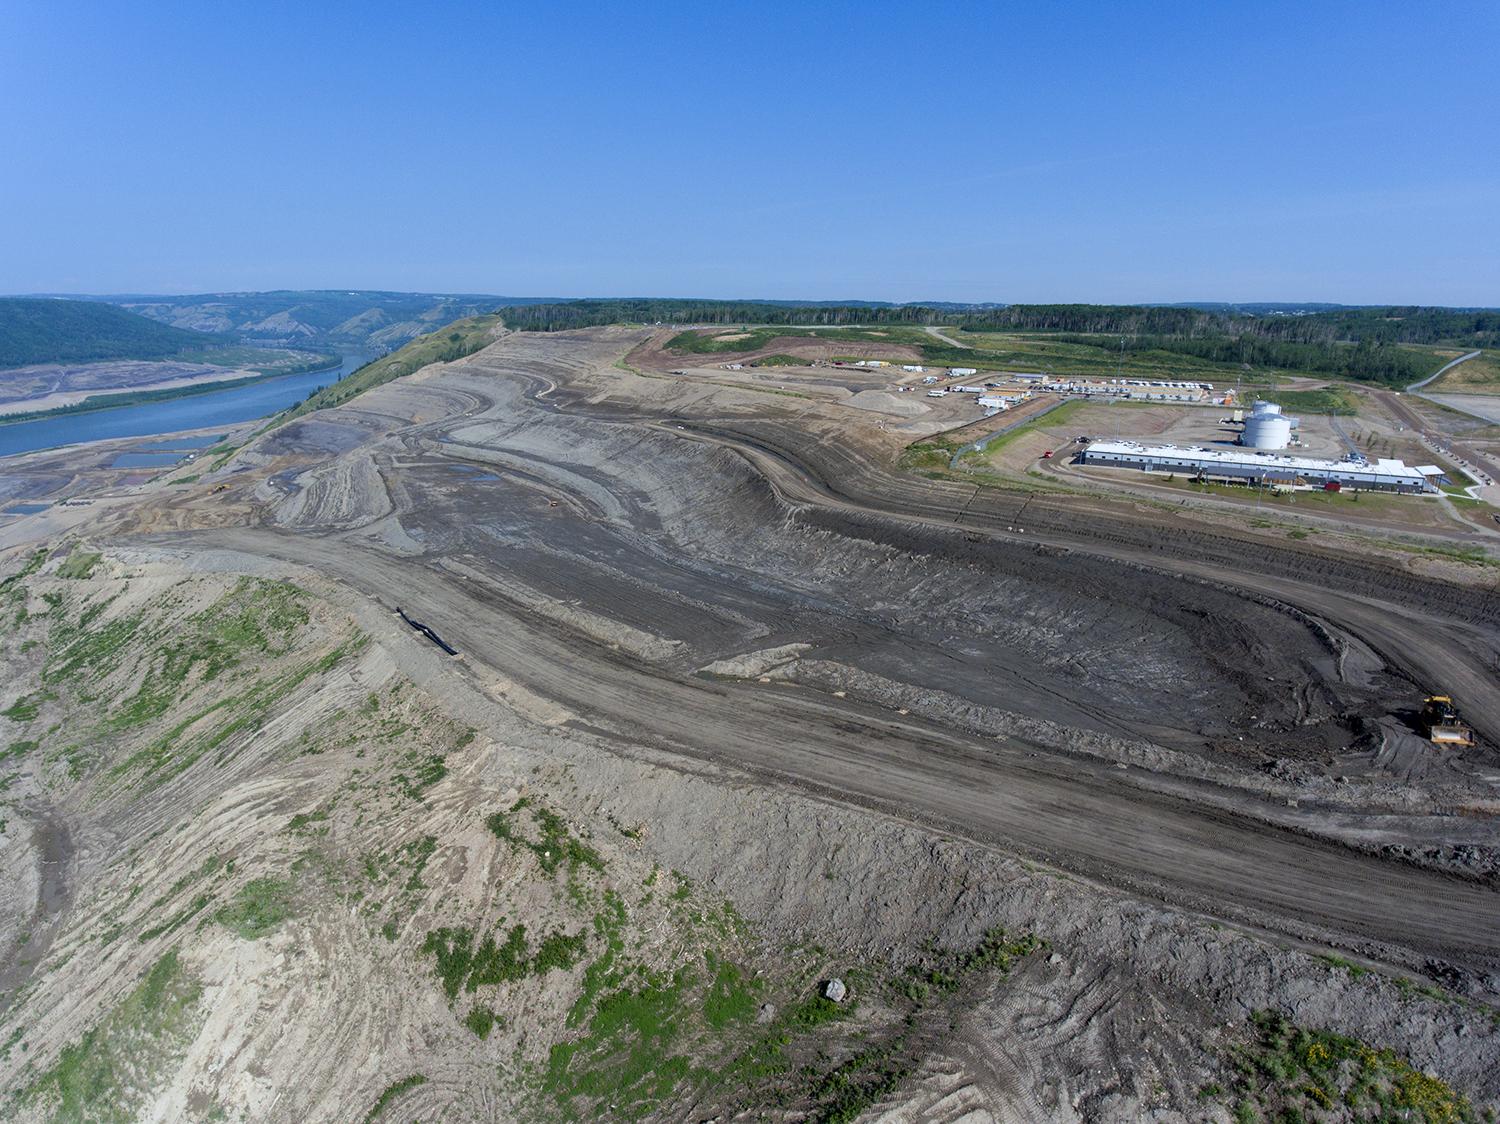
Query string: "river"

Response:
xmin=0 ymin=353 xmax=370 ymax=458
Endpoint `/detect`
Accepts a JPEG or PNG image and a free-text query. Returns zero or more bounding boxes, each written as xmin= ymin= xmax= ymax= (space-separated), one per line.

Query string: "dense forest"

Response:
xmin=0 ymin=298 xmax=231 ymax=369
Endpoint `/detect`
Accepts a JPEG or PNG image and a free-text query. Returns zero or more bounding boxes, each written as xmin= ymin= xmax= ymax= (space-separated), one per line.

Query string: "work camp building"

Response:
xmin=1080 ymin=441 xmax=1435 ymax=493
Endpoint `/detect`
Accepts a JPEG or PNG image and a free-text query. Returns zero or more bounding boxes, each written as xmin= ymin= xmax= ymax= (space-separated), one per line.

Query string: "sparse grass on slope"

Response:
xmin=275 ymin=313 xmax=502 ymax=424
xmin=20 ymin=950 xmax=203 ymax=1123
xmin=1212 ymin=1009 xmax=1478 ymax=1123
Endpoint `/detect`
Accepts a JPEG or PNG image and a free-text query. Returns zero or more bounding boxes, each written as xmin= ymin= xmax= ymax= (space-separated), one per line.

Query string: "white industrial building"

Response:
xmin=949 ymin=367 xmax=978 ymax=376
xmin=1080 ymin=441 xmax=1435 ymax=493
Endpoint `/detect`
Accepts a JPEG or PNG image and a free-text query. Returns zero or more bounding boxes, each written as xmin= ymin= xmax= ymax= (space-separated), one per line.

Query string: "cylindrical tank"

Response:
xmin=1242 ymin=402 xmax=1292 ymax=449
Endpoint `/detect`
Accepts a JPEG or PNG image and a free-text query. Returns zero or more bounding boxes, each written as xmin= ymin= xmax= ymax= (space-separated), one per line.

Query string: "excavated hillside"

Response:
xmin=2 ymin=325 xmax=1498 ymax=1122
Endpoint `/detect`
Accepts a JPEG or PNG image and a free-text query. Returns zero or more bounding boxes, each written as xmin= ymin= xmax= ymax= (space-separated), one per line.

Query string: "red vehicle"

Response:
xmin=1323 ymin=481 xmax=1342 ymax=492
xmin=1041 ymin=450 xmax=1054 ymax=459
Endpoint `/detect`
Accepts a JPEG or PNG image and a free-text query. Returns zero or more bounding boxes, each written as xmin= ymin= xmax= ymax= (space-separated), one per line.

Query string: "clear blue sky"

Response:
xmin=2 ymin=1 xmax=1496 ymax=304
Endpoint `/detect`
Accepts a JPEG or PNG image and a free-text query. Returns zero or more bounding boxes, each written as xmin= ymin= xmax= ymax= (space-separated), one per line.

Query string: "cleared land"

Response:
xmin=1 ymin=326 xmax=1498 ymax=1122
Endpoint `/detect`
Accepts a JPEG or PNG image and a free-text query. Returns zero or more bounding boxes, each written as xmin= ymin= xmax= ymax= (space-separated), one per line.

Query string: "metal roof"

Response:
xmin=1084 ymin=440 xmax=1428 ymax=483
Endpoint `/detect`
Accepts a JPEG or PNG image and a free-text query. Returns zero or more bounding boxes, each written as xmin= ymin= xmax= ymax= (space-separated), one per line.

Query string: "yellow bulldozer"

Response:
xmin=1421 ymin=696 xmax=1475 ymax=747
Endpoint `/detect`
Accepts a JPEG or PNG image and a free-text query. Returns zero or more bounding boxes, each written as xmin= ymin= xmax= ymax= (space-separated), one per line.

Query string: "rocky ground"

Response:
xmin=1 ymin=326 xmax=1497 ymax=1122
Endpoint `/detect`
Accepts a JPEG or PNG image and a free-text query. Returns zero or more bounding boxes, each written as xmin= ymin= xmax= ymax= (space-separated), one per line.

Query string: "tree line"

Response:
xmin=1051 ymin=334 xmax=1437 ymax=385
xmin=495 ymin=299 xmax=1497 ymax=350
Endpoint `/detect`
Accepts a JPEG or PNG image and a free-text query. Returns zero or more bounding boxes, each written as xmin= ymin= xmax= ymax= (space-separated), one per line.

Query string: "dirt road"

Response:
xmin=136 ymin=329 xmax=1500 ymax=984
xmin=196 ymin=523 xmax=1500 ymax=980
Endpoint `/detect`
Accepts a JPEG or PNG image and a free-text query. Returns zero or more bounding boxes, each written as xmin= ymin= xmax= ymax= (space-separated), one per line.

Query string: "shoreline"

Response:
xmin=0 ymin=358 xmax=341 ymax=426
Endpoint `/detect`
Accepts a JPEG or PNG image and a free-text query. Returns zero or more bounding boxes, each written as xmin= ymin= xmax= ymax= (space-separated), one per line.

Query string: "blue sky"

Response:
xmin=1 ymin=1 xmax=1496 ymax=304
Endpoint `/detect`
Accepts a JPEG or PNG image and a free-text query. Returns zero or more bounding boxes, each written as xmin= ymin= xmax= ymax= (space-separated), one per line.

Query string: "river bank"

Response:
xmin=0 ymin=353 xmax=366 ymax=458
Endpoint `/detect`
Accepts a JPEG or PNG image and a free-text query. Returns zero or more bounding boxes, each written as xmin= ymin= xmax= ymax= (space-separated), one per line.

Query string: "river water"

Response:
xmin=0 ymin=353 xmax=370 ymax=458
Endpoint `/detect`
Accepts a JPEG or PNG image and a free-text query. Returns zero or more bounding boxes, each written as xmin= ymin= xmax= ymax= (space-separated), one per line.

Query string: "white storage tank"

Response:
xmin=1242 ymin=401 xmax=1292 ymax=450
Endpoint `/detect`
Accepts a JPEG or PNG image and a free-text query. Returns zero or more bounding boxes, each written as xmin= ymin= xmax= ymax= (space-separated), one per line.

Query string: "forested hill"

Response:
xmin=0 ymin=298 xmax=230 ymax=369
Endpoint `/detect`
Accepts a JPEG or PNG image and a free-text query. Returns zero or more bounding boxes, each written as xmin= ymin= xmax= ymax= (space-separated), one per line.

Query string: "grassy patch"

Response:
xmin=393 ymin=751 xmax=446 ymax=801
xmin=1245 ymin=386 xmax=1361 ymax=415
xmin=1 ymin=738 xmax=39 ymax=762
xmin=465 ymin=1005 xmax=500 ymax=1039
xmin=22 ymin=949 xmax=202 ymax=1123
xmin=1 ymin=548 xmax=48 ymax=599
xmin=971 ymin=399 xmax=1088 ymax=461
xmin=362 ymin=1074 xmax=428 ymax=1123
xmin=215 ymin=877 xmax=294 ymax=940
xmin=1216 ymin=1009 xmax=1477 ymax=1123
xmin=486 ymin=797 xmax=605 ymax=876
xmin=421 ymin=920 xmax=588 ymax=1001
xmin=1 ymin=693 xmax=42 ymax=722
xmin=703 ymin=954 xmax=758 ymax=1029
xmin=544 ymin=963 xmax=700 ymax=1117
xmin=56 ymin=549 xmax=102 ymax=580
xmin=896 ymin=437 xmax=963 ymax=472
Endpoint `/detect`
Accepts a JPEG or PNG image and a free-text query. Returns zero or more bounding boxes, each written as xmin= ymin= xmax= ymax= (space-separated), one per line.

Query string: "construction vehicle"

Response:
xmin=1421 ymin=696 xmax=1475 ymax=747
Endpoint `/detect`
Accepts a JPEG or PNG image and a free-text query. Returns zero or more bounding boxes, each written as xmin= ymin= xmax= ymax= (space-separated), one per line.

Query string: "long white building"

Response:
xmin=1080 ymin=441 xmax=1435 ymax=493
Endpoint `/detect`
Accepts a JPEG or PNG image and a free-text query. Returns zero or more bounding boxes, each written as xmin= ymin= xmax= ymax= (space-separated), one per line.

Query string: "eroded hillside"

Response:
xmin=2 ymin=326 xmax=1498 ymax=1122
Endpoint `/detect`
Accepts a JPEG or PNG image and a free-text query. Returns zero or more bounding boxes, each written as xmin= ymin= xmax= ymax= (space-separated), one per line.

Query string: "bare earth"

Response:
xmin=1 ymin=327 xmax=1497 ymax=1122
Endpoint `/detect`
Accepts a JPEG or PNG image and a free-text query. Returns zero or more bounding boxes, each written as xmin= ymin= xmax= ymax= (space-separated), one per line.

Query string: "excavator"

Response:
xmin=1421 ymin=696 xmax=1475 ymax=747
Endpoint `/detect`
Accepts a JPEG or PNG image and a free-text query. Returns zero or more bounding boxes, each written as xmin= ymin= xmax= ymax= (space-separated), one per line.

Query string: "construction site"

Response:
xmin=1 ymin=322 xmax=1498 ymax=1123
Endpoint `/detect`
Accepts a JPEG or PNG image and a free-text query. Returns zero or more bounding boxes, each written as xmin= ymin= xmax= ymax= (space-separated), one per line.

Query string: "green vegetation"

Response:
xmin=22 ymin=576 xmax=358 ymax=794
xmin=91 ymin=580 xmax=310 ymax=730
xmin=393 ymin=751 xmax=447 ymax=801
xmin=465 ymin=1005 xmax=500 ymax=1039
xmin=970 ymin=400 xmax=1088 ymax=461
xmin=116 ymin=289 xmax=509 ymax=347
xmin=544 ymin=962 xmax=702 ymax=1117
xmin=0 ymin=297 xmax=231 ymax=369
xmin=277 ymin=313 xmax=503 ymax=423
xmin=1216 ymin=1010 xmax=1477 ymax=1123
xmin=1048 ymin=331 xmax=1445 ymax=385
xmin=703 ymin=954 xmax=757 ymax=1029
xmin=56 ymin=548 xmax=101 ymax=579
xmin=1 ymin=738 xmax=39 ymax=762
xmin=749 ymin=353 xmax=806 ymax=367
xmin=1 ymin=693 xmax=42 ymax=722
xmin=215 ymin=877 xmax=295 ymax=939
xmin=486 ymin=796 xmax=605 ymax=876
xmin=509 ymin=299 xmax=1500 ymax=388
xmin=1246 ymin=386 xmax=1361 ymax=415
xmin=502 ymin=300 xmax=956 ymax=333
xmin=138 ymin=892 xmax=214 ymax=942
xmin=545 ymin=903 xmax=1044 ymax=1122
xmin=22 ymin=949 xmax=203 ymax=1123
xmin=421 ymin=921 xmax=588 ymax=999
xmin=1427 ymin=348 xmax=1500 ymax=393
xmin=897 ymin=436 xmax=964 ymax=473
xmin=362 ymin=1074 xmax=428 ymax=1123
xmin=1 ymin=547 xmax=47 ymax=596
